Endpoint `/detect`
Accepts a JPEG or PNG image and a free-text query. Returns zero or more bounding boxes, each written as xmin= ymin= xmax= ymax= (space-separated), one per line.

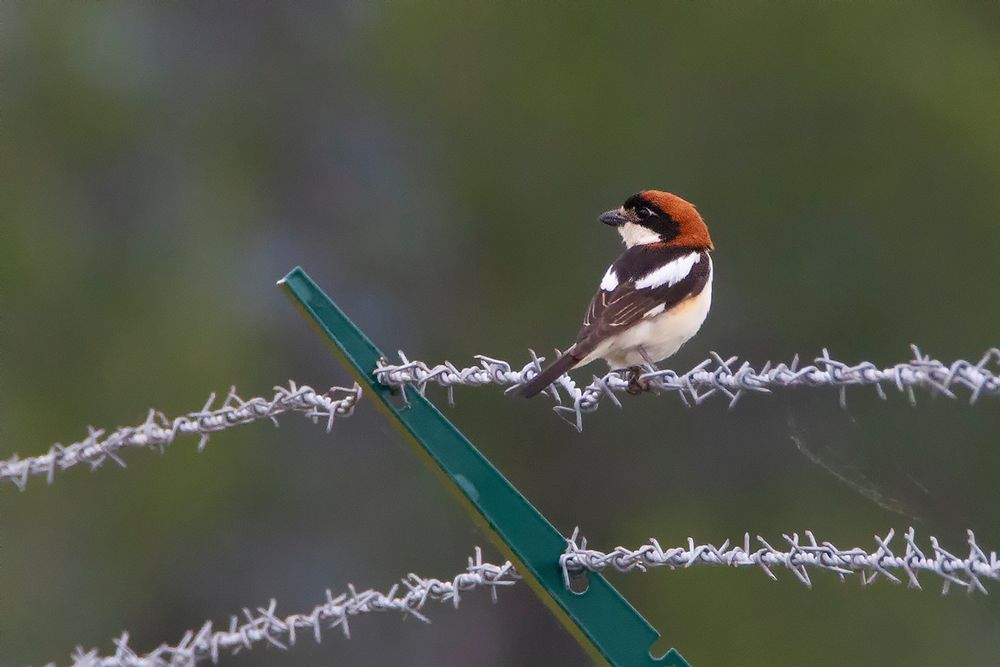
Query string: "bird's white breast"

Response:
xmin=586 ymin=258 xmax=713 ymax=369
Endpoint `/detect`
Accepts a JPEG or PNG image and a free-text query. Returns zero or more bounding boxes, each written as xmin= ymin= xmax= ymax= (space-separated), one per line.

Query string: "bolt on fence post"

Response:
xmin=278 ymin=266 xmax=689 ymax=667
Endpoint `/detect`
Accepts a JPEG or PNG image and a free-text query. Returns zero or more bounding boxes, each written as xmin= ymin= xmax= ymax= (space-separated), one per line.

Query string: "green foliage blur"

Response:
xmin=3 ymin=3 xmax=1000 ymax=665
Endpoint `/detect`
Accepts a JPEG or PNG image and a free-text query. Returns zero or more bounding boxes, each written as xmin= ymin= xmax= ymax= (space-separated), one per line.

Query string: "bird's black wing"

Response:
xmin=574 ymin=249 xmax=711 ymax=355
xmin=520 ymin=247 xmax=710 ymax=398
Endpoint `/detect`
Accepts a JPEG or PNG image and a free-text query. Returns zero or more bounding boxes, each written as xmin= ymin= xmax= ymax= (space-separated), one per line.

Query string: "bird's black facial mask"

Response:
xmin=623 ymin=194 xmax=681 ymax=242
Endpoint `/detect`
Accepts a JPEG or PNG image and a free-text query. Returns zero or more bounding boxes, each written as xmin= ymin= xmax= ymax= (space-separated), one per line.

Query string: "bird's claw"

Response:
xmin=626 ymin=366 xmax=651 ymax=395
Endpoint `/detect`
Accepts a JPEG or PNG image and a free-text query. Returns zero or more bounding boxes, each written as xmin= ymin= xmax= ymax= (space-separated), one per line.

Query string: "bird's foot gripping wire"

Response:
xmin=625 ymin=366 xmax=652 ymax=395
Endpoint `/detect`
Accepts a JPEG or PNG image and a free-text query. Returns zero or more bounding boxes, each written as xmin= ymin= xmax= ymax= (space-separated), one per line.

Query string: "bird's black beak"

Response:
xmin=600 ymin=208 xmax=629 ymax=227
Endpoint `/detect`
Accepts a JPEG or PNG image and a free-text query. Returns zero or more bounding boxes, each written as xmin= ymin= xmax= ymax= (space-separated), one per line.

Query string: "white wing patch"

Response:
xmin=635 ymin=252 xmax=700 ymax=289
xmin=643 ymin=303 xmax=666 ymax=318
xmin=600 ymin=265 xmax=619 ymax=291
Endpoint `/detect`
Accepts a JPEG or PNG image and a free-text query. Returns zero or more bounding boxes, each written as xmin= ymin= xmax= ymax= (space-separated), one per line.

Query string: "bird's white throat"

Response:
xmin=618 ymin=222 xmax=662 ymax=248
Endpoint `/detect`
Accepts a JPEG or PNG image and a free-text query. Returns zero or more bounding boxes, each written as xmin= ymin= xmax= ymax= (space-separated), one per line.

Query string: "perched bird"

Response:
xmin=520 ymin=190 xmax=715 ymax=397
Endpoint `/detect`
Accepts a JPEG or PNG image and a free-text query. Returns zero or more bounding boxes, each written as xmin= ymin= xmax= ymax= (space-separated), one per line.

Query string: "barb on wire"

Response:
xmin=375 ymin=346 xmax=1000 ymax=430
xmin=561 ymin=527 xmax=1000 ymax=595
xmin=66 ymin=548 xmax=519 ymax=667
xmin=1 ymin=382 xmax=363 ymax=491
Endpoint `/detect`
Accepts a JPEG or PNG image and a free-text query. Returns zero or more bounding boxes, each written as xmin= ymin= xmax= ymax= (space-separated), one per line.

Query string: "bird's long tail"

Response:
xmin=520 ymin=347 xmax=584 ymax=398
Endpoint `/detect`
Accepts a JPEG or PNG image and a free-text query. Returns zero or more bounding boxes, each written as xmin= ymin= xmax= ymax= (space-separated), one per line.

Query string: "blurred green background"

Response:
xmin=3 ymin=3 xmax=1000 ymax=665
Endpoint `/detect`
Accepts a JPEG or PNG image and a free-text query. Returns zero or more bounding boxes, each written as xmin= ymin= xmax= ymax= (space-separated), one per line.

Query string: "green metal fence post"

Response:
xmin=279 ymin=266 xmax=689 ymax=667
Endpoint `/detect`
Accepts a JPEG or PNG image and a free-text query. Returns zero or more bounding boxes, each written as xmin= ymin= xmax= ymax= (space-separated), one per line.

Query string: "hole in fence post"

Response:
xmin=649 ymin=634 xmax=672 ymax=661
xmin=567 ymin=569 xmax=590 ymax=595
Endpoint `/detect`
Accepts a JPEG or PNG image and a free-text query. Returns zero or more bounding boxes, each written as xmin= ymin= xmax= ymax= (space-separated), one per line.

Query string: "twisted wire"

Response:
xmin=561 ymin=527 xmax=1000 ymax=594
xmin=66 ymin=548 xmax=518 ymax=667
xmin=375 ymin=346 xmax=1000 ymax=430
xmin=1 ymin=382 xmax=363 ymax=491
xmin=64 ymin=528 xmax=997 ymax=666
xmin=12 ymin=347 xmax=994 ymax=486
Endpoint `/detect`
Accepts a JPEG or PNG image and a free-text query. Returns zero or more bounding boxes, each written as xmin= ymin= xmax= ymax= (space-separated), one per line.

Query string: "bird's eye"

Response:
xmin=638 ymin=206 xmax=654 ymax=218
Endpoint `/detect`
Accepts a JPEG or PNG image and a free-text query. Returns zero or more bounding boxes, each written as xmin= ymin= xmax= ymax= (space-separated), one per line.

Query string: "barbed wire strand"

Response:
xmin=375 ymin=346 xmax=1000 ymax=430
xmin=10 ymin=348 xmax=995 ymax=488
xmin=561 ymin=527 xmax=1000 ymax=595
xmin=65 ymin=548 xmax=519 ymax=667
xmin=0 ymin=382 xmax=363 ymax=491
xmin=65 ymin=528 xmax=996 ymax=666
